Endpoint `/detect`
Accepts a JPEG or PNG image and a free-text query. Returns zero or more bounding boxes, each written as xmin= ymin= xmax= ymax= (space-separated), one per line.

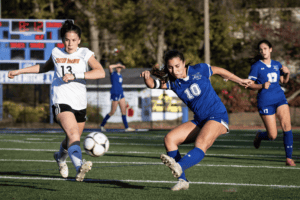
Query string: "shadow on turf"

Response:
xmin=0 ymin=181 xmax=56 ymax=191
xmin=84 ymin=179 xmax=170 ymax=190
xmin=105 ymin=154 xmax=159 ymax=159
xmin=207 ymin=154 xmax=287 ymax=164
xmin=84 ymin=179 xmax=145 ymax=189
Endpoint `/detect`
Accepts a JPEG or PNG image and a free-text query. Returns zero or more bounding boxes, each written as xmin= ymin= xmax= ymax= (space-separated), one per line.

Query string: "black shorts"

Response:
xmin=52 ymin=104 xmax=87 ymax=123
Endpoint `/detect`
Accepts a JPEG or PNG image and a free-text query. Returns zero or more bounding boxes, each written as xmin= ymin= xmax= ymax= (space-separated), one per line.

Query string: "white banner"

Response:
xmin=0 ymin=71 xmax=54 ymax=84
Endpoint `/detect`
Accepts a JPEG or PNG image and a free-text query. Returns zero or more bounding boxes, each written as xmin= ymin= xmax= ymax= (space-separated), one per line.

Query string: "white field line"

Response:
xmin=0 ymin=148 xmax=296 ymax=159
xmin=1 ymin=159 xmax=300 ymax=170
xmin=1 ymin=139 xmax=294 ymax=149
xmin=0 ymin=176 xmax=299 ymax=188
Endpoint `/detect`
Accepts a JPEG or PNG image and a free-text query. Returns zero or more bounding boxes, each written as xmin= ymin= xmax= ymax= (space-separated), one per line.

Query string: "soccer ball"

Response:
xmin=84 ymin=132 xmax=109 ymax=157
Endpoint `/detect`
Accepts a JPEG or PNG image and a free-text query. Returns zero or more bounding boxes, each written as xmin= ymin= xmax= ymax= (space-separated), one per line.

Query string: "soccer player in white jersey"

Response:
xmin=248 ymin=39 xmax=295 ymax=166
xmin=100 ymin=63 xmax=135 ymax=132
xmin=8 ymin=20 xmax=105 ymax=181
xmin=140 ymin=50 xmax=252 ymax=191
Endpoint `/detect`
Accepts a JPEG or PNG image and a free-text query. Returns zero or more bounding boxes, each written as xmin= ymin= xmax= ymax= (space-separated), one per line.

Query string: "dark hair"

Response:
xmin=257 ymin=39 xmax=272 ymax=50
xmin=151 ymin=50 xmax=189 ymax=82
xmin=60 ymin=20 xmax=82 ymax=40
xmin=249 ymin=39 xmax=273 ymax=65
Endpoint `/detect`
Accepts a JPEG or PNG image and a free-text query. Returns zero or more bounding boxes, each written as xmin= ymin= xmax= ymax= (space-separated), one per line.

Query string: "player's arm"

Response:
xmin=8 ymin=57 xmax=54 ymax=79
xmin=247 ymin=80 xmax=270 ymax=90
xmin=211 ymin=66 xmax=252 ymax=88
xmin=140 ymin=70 xmax=168 ymax=89
xmin=280 ymin=65 xmax=290 ymax=84
xmin=62 ymin=56 xmax=105 ymax=83
xmin=109 ymin=63 xmax=125 ymax=73
xmin=86 ymin=56 xmax=105 ymax=79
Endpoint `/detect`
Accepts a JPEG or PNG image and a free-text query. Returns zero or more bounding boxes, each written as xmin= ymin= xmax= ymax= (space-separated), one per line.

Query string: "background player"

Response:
xmin=140 ymin=50 xmax=251 ymax=191
xmin=248 ymin=39 xmax=295 ymax=166
xmin=100 ymin=63 xmax=135 ymax=132
xmin=8 ymin=20 xmax=106 ymax=181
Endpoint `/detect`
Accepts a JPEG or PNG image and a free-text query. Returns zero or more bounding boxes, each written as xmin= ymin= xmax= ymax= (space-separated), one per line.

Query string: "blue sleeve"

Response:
xmin=248 ymin=64 xmax=258 ymax=81
xmin=194 ymin=63 xmax=212 ymax=79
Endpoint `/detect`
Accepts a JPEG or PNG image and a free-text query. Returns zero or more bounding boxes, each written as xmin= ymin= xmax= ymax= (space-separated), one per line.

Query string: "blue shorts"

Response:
xmin=110 ymin=93 xmax=124 ymax=101
xmin=258 ymin=99 xmax=288 ymax=115
xmin=191 ymin=111 xmax=229 ymax=132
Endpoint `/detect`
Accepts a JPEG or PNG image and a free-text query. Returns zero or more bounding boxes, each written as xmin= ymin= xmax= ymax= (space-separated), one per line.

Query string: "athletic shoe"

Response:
xmin=171 ymin=178 xmax=189 ymax=191
xmin=286 ymin=158 xmax=296 ymax=166
xmin=125 ymin=127 xmax=135 ymax=132
xmin=253 ymin=130 xmax=262 ymax=149
xmin=76 ymin=160 xmax=92 ymax=182
xmin=160 ymin=154 xmax=182 ymax=178
xmin=100 ymin=126 xmax=106 ymax=132
xmin=53 ymin=152 xmax=68 ymax=178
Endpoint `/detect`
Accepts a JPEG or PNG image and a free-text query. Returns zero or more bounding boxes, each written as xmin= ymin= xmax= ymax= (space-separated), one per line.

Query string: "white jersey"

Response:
xmin=51 ymin=47 xmax=94 ymax=110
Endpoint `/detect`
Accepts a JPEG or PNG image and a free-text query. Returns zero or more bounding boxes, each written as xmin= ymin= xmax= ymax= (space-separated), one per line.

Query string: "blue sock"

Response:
xmin=122 ymin=115 xmax=129 ymax=129
xmin=258 ymin=131 xmax=270 ymax=140
xmin=101 ymin=114 xmax=111 ymax=127
xmin=283 ymin=130 xmax=293 ymax=159
xmin=68 ymin=144 xmax=82 ymax=172
xmin=167 ymin=150 xmax=187 ymax=181
xmin=178 ymin=147 xmax=205 ymax=171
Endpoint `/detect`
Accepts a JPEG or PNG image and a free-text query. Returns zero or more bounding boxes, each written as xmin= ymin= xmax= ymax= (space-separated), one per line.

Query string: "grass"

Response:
xmin=0 ymin=129 xmax=299 ymax=200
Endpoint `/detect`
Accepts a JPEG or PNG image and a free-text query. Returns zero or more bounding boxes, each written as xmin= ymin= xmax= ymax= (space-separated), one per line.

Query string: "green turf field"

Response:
xmin=0 ymin=129 xmax=299 ymax=200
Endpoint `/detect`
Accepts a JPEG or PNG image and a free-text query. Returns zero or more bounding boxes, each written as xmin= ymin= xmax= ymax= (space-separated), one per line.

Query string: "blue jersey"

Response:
xmin=248 ymin=60 xmax=286 ymax=107
xmin=110 ymin=71 xmax=123 ymax=95
xmin=166 ymin=63 xmax=227 ymax=122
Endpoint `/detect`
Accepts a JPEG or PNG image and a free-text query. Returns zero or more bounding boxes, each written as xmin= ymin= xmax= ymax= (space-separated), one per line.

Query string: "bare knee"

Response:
xmin=280 ymin=122 xmax=291 ymax=132
xmin=164 ymin=135 xmax=180 ymax=150
xmin=267 ymin=132 xmax=277 ymax=141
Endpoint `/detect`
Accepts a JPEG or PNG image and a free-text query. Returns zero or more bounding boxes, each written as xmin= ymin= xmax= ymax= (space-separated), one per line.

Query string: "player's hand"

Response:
xmin=8 ymin=70 xmax=21 ymax=79
xmin=140 ymin=70 xmax=151 ymax=79
xmin=62 ymin=74 xmax=75 ymax=83
xmin=280 ymin=66 xmax=290 ymax=75
xmin=239 ymin=79 xmax=252 ymax=88
xmin=263 ymin=81 xmax=270 ymax=89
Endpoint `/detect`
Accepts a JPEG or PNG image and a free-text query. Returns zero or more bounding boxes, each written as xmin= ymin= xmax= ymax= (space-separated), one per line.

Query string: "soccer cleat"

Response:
xmin=54 ymin=152 xmax=69 ymax=178
xmin=286 ymin=158 xmax=296 ymax=166
xmin=160 ymin=154 xmax=182 ymax=178
xmin=76 ymin=160 xmax=92 ymax=182
xmin=100 ymin=126 xmax=106 ymax=132
xmin=125 ymin=127 xmax=135 ymax=132
xmin=253 ymin=130 xmax=262 ymax=149
xmin=171 ymin=179 xmax=189 ymax=191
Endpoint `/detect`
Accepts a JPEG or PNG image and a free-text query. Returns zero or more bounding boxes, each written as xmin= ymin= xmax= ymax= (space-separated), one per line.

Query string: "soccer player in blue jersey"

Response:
xmin=248 ymin=39 xmax=295 ymax=166
xmin=140 ymin=50 xmax=252 ymax=191
xmin=100 ymin=63 xmax=135 ymax=132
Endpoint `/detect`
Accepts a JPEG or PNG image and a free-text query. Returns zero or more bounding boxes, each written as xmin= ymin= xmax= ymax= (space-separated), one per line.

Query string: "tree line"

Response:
xmin=2 ymin=0 xmax=300 ymax=107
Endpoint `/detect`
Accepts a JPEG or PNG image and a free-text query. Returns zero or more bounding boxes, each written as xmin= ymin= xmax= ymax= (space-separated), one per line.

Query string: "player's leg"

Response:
xmin=177 ymin=120 xmax=227 ymax=172
xmin=75 ymin=121 xmax=93 ymax=181
xmin=52 ymin=105 xmax=69 ymax=178
xmin=276 ymin=104 xmax=295 ymax=166
xmin=161 ymin=121 xmax=199 ymax=190
xmin=161 ymin=120 xmax=227 ymax=190
xmin=57 ymin=111 xmax=91 ymax=181
xmin=254 ymin=114 xmax=277 ymax=149
xmin=254 ymin=105 xmax=278 ymax=148
xmin=162 ymin=121 xmax=209 ymax=190
xmin=53 ymin=136 xmax=69 ymax=178
xmin=119 ymin=97 xmax=135 ymax=131
xmin=100 ymin=100 xmax=119 ymax=131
